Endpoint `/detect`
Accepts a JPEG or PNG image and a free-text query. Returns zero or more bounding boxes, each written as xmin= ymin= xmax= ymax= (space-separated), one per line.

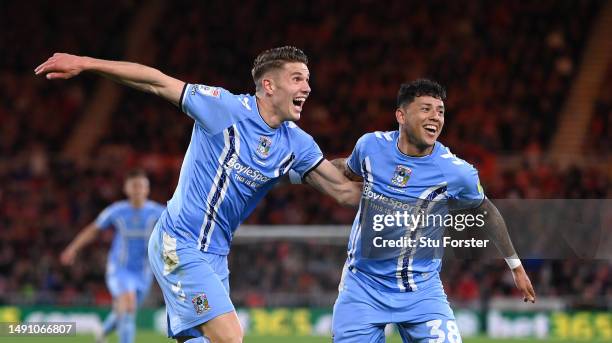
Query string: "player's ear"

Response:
xmin=395 ymin=108 xmax=406 ymax=125
xmin=262 ymin=76 xmax=275 ymax=95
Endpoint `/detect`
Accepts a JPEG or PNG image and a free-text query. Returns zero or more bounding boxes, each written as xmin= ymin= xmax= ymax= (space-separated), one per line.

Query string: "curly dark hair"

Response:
xmin=251 ymin=46 xmax=308 ymax=88
xmin=397 ymin=79 xmax=446 ymax=108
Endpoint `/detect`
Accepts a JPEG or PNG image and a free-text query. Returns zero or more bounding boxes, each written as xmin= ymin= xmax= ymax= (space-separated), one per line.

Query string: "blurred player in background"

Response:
xmin=331 ymin=79 xmax=536 ymax=342
xmin=60 ymin=169 xmax=164 ymax=343
xmin=37 ymin=46 xmax=360 ymax=343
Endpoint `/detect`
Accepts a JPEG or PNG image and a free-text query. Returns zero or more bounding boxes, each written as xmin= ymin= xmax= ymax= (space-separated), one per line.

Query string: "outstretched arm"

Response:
xmin=468 ymin=199 xmax=536 ymax=303
xmin=303 ymin=159 xmax=362 ymax=207
xmin=35 ymin=53 xmax=184 ymax=106
xmin=60 ymin=222 xmax=100 ymax=266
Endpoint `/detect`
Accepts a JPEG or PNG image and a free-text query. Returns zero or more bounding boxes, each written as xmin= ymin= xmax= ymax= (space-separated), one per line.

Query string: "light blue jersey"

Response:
xmin=96 ymin=200 xmax=165 ymax=273
xmin=96 ymin=200 xmax=163 ymax=343
xmin=333 ymin=131 xmax=484 ymax=342
xmin=162 ymin=84 xmax=323 ymax=254
xmin=149 ymin=84 xmax=323 ymax=338
xmin=345 ymin=131 xmax=484 ymax=293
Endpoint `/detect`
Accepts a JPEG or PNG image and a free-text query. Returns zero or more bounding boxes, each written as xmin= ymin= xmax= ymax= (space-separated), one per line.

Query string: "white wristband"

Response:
xmin=505 ymin=254 xmax=522 ymax=270
xmin=288 ymin=170 xmax=302 ymax=184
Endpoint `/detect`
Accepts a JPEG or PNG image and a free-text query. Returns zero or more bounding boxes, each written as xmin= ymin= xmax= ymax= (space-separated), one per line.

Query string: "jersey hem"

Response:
xmin=179 ymin=83 xmax=188 ymax=113
xmin=346 ymin=161 xmax=361 ymax=177
xmin=302 ymin=156 xmax=324 ymax=180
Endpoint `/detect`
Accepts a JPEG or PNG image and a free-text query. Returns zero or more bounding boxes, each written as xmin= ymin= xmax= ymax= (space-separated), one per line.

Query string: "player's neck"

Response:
xmin=129 ymin=199 xmax=146 ymax=208
xmin=256 ymin=96 xmax=282 ymax=128
xmin=398 ymin=133 xmax=435 ymax=157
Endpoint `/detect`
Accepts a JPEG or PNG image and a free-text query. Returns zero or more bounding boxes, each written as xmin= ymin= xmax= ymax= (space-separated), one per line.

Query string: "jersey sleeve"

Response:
xmin=346 ymin=134 xmax=368 ymax=177
xmin=179 ymin=83 xmax=237 ymax=134
xmin=450 ymin=165 xmax=485 ymax=210
xmin=94 ymin=204 xmax=119 ymax=230
xmin=291 ymin=131 xmax=324 ymax=179
xmin=154 ymin=203 xmax=166 ymax=218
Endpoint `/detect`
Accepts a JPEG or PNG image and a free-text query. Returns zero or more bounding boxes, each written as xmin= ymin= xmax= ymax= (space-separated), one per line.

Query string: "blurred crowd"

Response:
xmin=102 ymin=0 xmax=601 ymax=156
xmin=0 ymin=0 xmax=610 ymax=308
xmin=587 ymin=61 xmax=612 ymax=155
xmin=227 ymin=245 xmax=612 ymax=310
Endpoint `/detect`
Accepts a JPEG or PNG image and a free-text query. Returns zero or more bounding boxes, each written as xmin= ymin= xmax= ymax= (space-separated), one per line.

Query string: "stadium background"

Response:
xmin=1 ymin=0 xmax=610 ymax=342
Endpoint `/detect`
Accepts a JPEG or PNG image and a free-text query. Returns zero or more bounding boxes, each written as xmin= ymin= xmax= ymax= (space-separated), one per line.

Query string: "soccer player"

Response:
xmin=37 ymin=46 xmax=359 ymax=343
xmin=60 ymin=169 xmax=164 ymax=343
xmin=330 ymin=79 xmax=536 ymax=342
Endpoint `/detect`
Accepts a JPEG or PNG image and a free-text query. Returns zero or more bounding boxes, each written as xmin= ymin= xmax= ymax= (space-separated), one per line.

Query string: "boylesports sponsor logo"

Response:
xmin=226 ymin=156 xmax=271 ymax=184
xmin=362 ymin=183 xmax=418 ymax=211
xmin=362 ymin=183 xmax=485 ymax=232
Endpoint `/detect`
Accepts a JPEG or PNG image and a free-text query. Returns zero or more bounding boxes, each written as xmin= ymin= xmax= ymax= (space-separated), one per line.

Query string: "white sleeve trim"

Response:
xmin=300 ymin=156 xmax=324 ymax=179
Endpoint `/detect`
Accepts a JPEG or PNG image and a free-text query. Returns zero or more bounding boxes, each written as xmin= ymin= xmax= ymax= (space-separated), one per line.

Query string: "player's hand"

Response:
xmin=34 ymin=53 xmax=87 ymax=80
xmin=511 ymin=264 xmax=536 ymax=303
xmin=60 ymin=248 xmax=77 ymax=266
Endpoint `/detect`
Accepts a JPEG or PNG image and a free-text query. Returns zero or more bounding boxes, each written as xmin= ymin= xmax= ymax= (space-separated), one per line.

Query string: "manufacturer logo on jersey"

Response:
xmin=192 ymin=293 xmax=211 ymax=314
xmin=256 ymin=136 xmax=272 ymax=158
xmin=391 ymin=165 xmax=412 ymax=187
xmin=197 ymin=85 xmax=220 ymax=98
xmin=239 ymin=97 xmax=252 ymax=110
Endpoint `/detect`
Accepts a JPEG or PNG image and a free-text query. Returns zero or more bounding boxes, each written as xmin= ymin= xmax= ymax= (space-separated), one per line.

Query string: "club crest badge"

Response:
xmin=256 ymin=136 xmax=272 ymax=158
xmin=391 ymin=165 xmax=412 ymax=187
xmin=192 ymin=293 xmax=211 ymax=315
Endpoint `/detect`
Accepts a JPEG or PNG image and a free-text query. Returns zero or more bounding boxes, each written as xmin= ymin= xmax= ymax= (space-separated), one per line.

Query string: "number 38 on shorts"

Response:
xmin=422 ymin=319 xmax=462 ymax=343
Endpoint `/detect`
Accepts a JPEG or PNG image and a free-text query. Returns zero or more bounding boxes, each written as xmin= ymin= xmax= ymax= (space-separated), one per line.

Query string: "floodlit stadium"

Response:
xmin=1 ymin=0 xmax=611 ymax=342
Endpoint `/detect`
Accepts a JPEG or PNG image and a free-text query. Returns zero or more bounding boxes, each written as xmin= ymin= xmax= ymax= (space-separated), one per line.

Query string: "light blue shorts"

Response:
xmin=148 ymin=222 xmax=234 ymax=338
xmin=332 ymin=267 xmax=462 ymax=343
xmin=105 ymin=267 xmax=152 ymax=305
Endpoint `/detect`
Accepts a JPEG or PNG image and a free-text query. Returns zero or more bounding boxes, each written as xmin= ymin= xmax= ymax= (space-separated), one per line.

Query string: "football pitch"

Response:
xmin=3 ymin=332 xmax=608 ymax=343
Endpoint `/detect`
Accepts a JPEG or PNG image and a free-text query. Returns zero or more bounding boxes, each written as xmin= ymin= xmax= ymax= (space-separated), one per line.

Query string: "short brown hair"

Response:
xmin=125 ymin=168 xmax=148 ymax=180
xmin=251 ymin=46 xmax=308 ymax=88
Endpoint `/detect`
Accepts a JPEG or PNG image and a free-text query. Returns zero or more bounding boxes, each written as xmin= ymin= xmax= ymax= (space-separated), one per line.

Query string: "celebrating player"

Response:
xmin=38 ymin=46 xmax=360 ymax=343
xmin=60 ymin=169 xmax=164 ymax=343
xmin=330 ymin=79 xmax=536 ymax=342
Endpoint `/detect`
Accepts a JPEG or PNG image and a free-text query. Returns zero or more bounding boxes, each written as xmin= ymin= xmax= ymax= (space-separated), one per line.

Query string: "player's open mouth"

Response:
xmin=293 ymin=97 xmax=306 ymax=110
xmin=424 ymin=124 xmax=438 ymax=135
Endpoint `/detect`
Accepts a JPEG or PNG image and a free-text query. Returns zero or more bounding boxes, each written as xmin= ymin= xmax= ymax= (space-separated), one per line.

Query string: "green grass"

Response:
xmin=3 ymin=331 xmax=608 ymax=342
